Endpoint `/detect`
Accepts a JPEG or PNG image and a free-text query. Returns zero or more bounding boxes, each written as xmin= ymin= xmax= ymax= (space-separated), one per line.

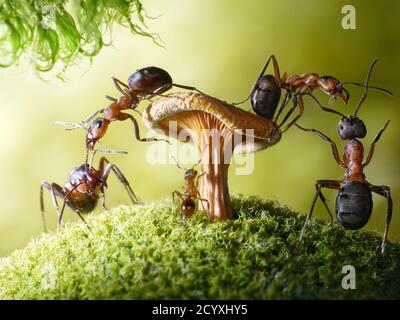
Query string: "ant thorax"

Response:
xmin=68 ymin=165 xmax=100 ymax=188
xmin=343 ymin=139 xmax=365 ymax=182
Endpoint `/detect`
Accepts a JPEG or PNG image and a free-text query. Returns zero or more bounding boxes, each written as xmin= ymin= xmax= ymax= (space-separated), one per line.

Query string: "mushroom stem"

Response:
xmin=198 ymin=132 xmax=234 ymax=220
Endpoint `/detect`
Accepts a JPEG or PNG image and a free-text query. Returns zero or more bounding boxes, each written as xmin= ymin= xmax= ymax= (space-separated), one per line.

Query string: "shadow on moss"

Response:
xmin=0 ymin=195 xmax=399 ymax=299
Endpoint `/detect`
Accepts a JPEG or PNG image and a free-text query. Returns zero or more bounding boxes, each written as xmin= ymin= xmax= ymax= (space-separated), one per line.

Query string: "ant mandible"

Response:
xmin=236 ymin=55 xmax=392 ymax=132
xmin=40 ymin=150 xmax=139 ymax=232
xmin=172 ymin=156 xmax=210 ymax=218
xmin=295 ymin=59 xmax=393 ymax=255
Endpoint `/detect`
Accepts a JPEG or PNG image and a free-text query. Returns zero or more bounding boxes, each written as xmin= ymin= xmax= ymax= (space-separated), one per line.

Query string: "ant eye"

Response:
xmin=339 ymin=126 xmax=344 ymax=130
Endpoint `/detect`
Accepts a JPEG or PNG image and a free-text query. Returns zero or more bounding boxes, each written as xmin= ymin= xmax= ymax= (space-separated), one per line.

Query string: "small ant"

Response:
xmin=236 ymin=55 xmax=392 ymax=132
xmin=295 ymin=59 xmax=393 ymax=255
xmin=172 ymin=156 xmax=209 ymax=218
xmin=40 ymin=150 xmax=139 ymax=232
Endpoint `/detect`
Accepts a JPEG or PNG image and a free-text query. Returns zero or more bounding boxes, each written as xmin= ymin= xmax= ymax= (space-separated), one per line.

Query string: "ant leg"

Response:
xmin=195 ymin=172 xmax=206 ymax=188
xmin=315 ymin=184 xmax=333 ymax=224
xmin=363 ymin=121 xmax=390 ymax=168
xmin=281 ymin=96 xmax=305 ymax=132
xmin=59 ymin=196 xmax=91 ymax=231
xmin=112 ymin=77 xmax=129 ymax=95
xmin=172 ymin=83 xmax=205 ymax=95
xmin=138 ymin=83 xmax=174 ymax=100
xmin=100 ymin=159 xmax=140 ymax=204
xmin=196 ymin=191 xmax=210 ymax=212
xmin=75 ymin=210 xmax=92 ymax=231
xmin=101 ymin=192 xmax=107 ymax=211
xmin=369 ymin=184 xmax=393 ymax=255
xmin=105 ymin=95 xmax=118 ymax=102
xmin=276 ymin=96 xmax=299 ymax=130
xmin=127 ymin=114 xmax=170 ymax=144
xmin=81 ymin=109 xmax=104 ymax=124
xmin=273 ymin=90 xmax=290 ymax=125
xmin=295 ymin=124 xmax=346 ymax=168
xmin=58 ymin=182 xmax=91 ymax=230
xmin=297 ymin=180 xmax=341 ymax=247
xmin=317 ymin=189 xmax=334 ymax=223
xmin=233 ymin=54 xmax=279 ymax=105
xmin=40 ymin=181 xmax=65 ymax=232
xmin=172 ymin=191 xmax=185 ymax=205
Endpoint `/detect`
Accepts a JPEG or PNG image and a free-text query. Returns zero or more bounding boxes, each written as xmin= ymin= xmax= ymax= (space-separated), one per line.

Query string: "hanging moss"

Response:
xmin=0 ymin=0 xmax=158 ymax=75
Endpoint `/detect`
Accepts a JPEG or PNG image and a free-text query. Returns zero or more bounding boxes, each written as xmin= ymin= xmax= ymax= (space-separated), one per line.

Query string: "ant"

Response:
xmin=172 ymin=156 xmax=209 ymax=218
xmin=40 ymin=150 xmax=139 ymax=232
xmin=295 ymin=59 xmax=393 ymax=255
xmin=236 ymin=55 xmax=392 ymax=132
xmin=56 ymin=66 xmax=202 ymax=160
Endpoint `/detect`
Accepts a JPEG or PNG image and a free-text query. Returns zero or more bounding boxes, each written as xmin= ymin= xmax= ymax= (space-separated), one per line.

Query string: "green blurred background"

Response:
xmin=0 ymin=0 xmax=399 ymax=256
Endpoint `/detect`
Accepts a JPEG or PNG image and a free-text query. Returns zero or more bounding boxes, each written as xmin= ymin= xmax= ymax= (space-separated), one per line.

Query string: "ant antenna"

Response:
xmin=191 ymin=144 xmax=210 ymax=169
xmin=354 ymin=59 xmax=379 ymax=116
xmin=171 ymin=144 xmax=209 ymax=171
xmin=171 ymin=155 xmax=186 ymax=171
xmin=342 ymin=82 xmax=393 ymax=96
xmin=53 ymin=121 xmax=85 ymax=131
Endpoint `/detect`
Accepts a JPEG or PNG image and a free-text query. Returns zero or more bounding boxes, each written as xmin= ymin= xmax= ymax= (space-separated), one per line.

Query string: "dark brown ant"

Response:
xmin=236 ymin=55 xmax=392 ymax=132
xmin=40 ymin=151 xmax=139 ymax=232
xmin=172 ymin=157 xmax=209 ymax=218
xmin=116 ymin=66 xmax=204 ymax=99
xmin=295 ymin=59 xmax=393 ymax=255
xmin=55 ymin=66 xmax=203 ymax=158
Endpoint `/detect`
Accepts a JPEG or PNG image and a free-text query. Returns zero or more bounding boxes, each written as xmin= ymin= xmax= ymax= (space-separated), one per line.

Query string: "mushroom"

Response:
xmin=142 ymin=92 xmax=281 ymax=220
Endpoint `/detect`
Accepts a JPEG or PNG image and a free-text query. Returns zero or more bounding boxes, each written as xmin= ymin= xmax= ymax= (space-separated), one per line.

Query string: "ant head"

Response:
xmin=318 ymin=76 xmax=349 ymax=103
xmin=338 ymin=116 xmax=366 ymax=140
xmin=69 ymin=164 xmax=100 ymax=194
xmin=127 ymin=66 xmax=172 ymax=95
xmin=184 ymin=169 xmax=198 ymax=179
xmin=86 ymin=118 xmax=109 ymax=149
xmin=337 ymin=59 xmax=392 ymax=139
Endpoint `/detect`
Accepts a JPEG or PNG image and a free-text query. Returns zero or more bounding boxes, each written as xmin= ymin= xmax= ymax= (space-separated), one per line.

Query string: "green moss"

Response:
xmin=0 ymin=0 xmax=158 ymax=76
xmin=1 ymin=195 xmax=399 ymax=299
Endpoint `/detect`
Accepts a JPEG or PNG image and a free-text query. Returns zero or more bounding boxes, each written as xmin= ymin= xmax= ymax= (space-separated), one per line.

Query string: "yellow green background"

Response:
xmin=1 ymin=0 xmax=399 ymax=256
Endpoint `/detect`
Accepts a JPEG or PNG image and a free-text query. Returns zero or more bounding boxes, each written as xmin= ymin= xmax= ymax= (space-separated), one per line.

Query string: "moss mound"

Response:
xmin=1 ymin=195 xmax=399 ymax=299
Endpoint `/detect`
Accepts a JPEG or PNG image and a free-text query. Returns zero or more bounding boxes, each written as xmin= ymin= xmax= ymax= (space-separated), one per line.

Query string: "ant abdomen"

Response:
xmin=181 ymin=198 xmax=196 ymax=217
xmin=128 ymin=66 xmax=173 ymax=93
xmin=336 ymin=181 xmax=373 ymax=230
xmin=68 ymin=196 xmax=98 ymax=214
xmin=251 ymin=74 xmax=281 ymax=119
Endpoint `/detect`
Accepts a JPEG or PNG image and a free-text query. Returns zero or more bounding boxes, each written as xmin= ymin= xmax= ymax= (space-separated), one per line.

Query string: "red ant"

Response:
xmin=40 ymin=150 xmax=139 ymax=232
xmin=295 ymin=59 xmax=393 ymax=255
xmin=236 ymin=55 xmax=392 ymax=132
xmin=172 ymin=156 xmax=209 ymax=218
xmin=55 ymin=66 xmax=203 ymax=153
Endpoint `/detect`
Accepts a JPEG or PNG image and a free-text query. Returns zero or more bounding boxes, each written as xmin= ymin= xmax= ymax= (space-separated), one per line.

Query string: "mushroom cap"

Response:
xmin=142 ymin=92 xmax=281 ymax=153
